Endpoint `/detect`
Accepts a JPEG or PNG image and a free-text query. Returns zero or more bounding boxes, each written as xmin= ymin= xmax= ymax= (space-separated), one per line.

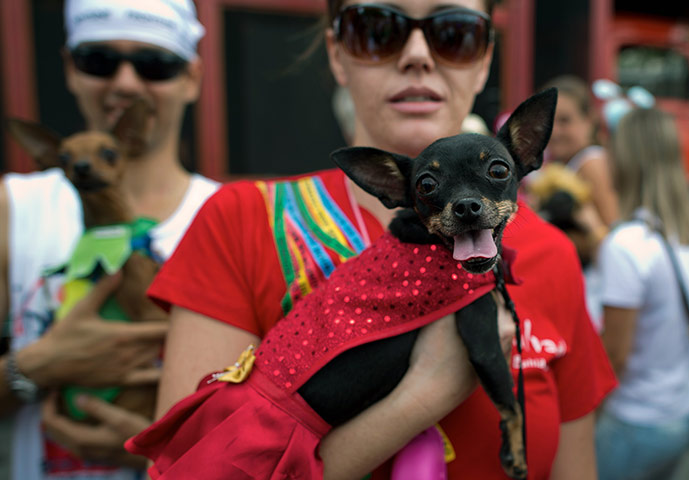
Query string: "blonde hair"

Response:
xmin=610 ymin=107 xmax=689 ymax=243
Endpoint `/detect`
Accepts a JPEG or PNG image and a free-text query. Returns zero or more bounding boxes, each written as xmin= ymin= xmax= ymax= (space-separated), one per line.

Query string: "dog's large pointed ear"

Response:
xmin=111 ymin=99 xmax=149 ymax=157
xmin=6 ymin=119 xmax=62 ymax=169
xmin=331 ymin=146 xmax=413 ymax=209
xmin=496 ymin=87 xmax=557 ymax=179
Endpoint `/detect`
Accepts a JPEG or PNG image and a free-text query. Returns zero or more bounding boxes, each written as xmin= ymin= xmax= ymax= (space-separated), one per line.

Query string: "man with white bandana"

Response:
xmin=0 ymin=1 xmax=218 ymax=478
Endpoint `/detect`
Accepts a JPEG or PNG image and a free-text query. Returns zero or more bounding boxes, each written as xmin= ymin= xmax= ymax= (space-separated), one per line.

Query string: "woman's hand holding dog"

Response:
xmin=404 ymin=299 xmax=515 ymax=425
xmin=15 ymin=272 xmax=167 ymax=389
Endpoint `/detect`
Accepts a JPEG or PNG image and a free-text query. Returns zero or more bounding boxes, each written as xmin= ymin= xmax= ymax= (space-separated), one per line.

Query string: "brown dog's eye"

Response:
xmin=100 ymin=148 xmax=118 ymax=165
xmin=416 ymin=175 xmax=438 ymax=195
xmin=488 ymin=161 xmax=510 ymax=180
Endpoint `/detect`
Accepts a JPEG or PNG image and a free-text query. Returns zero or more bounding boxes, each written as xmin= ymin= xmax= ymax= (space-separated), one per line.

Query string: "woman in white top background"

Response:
xmin=596 ymin=106 xmax=689 ymax=480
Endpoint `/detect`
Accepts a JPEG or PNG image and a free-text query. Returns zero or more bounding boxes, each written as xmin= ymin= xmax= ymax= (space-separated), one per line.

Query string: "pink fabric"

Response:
xmin=391 ymin=427 xmax=448 ymax=480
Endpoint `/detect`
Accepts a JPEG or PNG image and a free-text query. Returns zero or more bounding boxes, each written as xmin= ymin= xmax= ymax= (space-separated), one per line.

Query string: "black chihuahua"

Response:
xmin=299 ymin=88 xmax=557 ymax=479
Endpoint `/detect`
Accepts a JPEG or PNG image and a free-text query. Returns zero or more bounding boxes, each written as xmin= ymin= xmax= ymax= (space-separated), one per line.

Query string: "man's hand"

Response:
xmin=18 ymin=273 xmax=167 ymax=388
xmin=42 ymin=392 xmax=150 ymax=469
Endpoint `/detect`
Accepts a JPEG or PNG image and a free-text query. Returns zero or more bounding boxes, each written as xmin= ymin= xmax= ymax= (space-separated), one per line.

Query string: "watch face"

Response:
xmin=13 ymin=377 xmax=40 ymax=402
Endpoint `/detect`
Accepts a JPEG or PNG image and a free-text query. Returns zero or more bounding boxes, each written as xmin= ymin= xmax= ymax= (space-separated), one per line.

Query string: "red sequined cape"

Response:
xmin=255 ymin=232 xmax=496 ymax=393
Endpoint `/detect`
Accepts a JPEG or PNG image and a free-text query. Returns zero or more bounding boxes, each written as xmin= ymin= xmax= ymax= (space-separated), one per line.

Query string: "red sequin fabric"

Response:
xmin=255 ymin=232 xmax=496 ymax=394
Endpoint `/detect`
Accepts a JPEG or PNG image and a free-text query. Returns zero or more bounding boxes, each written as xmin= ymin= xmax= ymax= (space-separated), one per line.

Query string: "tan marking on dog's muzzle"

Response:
xmin=485 ymin=198 xmax=518 ymax=218
xmin=425 ymin=202 xmax=455 ymax=236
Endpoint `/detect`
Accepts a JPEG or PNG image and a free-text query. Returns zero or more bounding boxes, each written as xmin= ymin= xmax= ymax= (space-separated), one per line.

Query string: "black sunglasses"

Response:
xmin=333 ymin=4 xmax=493 ymax=66
xmin=70 ymin=45 xmax=188 ymax=81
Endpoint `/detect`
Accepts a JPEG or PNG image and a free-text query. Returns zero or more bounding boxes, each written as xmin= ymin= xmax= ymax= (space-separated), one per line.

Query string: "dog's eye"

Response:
xmin=100 ymin=148 xmax=118 ymax=165
xmin=416 ymin=175 xmax=438 ymax=195
xmin=488 ymin=161 xmax=510 ymax=180
xmin=57 ymin=152 xmax=71 ymax=167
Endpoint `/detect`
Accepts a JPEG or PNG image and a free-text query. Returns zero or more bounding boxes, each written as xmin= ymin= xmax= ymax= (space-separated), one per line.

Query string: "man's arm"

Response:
xmin=0 ymin=271 xmax=168 ymax=415
xmin=0 ymin=181 xmax=22 ymax=413
xmin=0 ymin=177 xmax=166 ymax=415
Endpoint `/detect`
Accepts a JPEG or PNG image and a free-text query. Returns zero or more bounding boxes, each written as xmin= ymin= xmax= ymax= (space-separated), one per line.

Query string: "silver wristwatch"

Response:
xmin=5 ymin=350 xmax=43 ymax=403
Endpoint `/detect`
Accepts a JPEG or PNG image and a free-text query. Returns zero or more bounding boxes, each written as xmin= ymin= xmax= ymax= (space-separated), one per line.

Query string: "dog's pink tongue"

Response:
xmin=453 ymin=230 xmax=497 ymax=261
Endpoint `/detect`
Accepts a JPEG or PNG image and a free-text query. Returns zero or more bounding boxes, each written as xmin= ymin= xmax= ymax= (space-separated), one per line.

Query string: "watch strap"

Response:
xmin=5 ymin=350 xmax=43 ymax=403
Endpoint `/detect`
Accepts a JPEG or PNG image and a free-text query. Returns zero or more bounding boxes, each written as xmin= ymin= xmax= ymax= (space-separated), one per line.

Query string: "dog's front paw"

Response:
xmin=499 ymin=418 xmax=527 ymax=479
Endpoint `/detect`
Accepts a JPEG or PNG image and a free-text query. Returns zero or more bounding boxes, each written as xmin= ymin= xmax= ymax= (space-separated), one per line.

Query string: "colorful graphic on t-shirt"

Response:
xmin=257 ymin=176 xmax=367 ymax=314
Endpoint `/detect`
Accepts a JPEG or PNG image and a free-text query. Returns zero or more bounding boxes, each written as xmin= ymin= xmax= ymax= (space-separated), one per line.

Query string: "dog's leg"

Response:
xmin=455 ymin=292 xmax=526 ymax=479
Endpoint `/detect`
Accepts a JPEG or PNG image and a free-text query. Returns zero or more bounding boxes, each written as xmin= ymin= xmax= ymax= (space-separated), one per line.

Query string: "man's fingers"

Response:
xmin=42 ymin=393 xmax=117 ymax=449
xmin=69 ymin=273 xmax=123 ymax=316
xmin=41 ymin=392 xmax=150 ymax=467
xmin=121 ymin=367 xmax=162 ymax=386
xmin=76 ymin=395 xmax=151 ymax=437
xmin=123 ymin=320 xmax=168 ymax=341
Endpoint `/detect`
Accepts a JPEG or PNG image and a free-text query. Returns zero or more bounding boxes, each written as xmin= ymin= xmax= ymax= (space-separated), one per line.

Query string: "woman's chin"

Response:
xmin=355 ymin=118 xmax=462 ymax=157
xmin=391 ymin=125 xmax=457 ymax=157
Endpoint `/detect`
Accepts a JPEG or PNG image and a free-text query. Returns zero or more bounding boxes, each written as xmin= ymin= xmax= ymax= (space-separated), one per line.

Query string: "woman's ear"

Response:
xmin=325 ymin=29 xmax=348 ymax=87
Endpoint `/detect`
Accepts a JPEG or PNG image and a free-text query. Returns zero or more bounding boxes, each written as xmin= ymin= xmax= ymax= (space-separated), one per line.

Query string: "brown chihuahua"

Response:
xmin=7 ymin=101 xmax=164 ymax=421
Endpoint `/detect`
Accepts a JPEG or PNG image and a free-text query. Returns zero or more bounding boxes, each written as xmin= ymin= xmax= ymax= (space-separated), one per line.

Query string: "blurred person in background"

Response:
xmin=0 ymin=0 xmax=217 ymax=478
xmin=596 ymin=106 xmax=689 ymax=480
xmin=536 ymin=75 xmax=618 ymax=263
xmin=541 ymin=75 xmax=618 ymax=229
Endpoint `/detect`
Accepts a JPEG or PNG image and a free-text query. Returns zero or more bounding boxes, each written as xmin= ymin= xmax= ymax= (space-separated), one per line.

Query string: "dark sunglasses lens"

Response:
xmin=339 ymin=6 xmax=409 ymax=62
xmin=428 ymin=13 xmax=490 ymax=65
xmin=72 ymin=47 xmax=120 ymax=77
xmin=132 ymin=50 xmax=187 ymax=81
xmin=71 ymin=47 xmax=186 ymax=81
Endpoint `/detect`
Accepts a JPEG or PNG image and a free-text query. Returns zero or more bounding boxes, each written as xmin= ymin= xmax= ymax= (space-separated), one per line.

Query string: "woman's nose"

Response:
xmin=397 ymin=28 xmax=436 ymax=73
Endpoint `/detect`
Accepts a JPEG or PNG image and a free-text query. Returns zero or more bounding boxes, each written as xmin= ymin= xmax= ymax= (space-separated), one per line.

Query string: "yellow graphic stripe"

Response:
xmin=286 ymin=233 xmax=312 ymax=298
xmin=297 ymin=179 xmax=349 ymax=262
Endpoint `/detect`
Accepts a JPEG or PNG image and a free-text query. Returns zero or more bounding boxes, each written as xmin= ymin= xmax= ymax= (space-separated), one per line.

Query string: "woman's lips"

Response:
xmin=389 ymin=87 xmax=443 ymax=114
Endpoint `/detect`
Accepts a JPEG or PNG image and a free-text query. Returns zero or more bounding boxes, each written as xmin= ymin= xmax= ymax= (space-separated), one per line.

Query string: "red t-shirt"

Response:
xmin=150 ymin=168 xmax=616 ymax=479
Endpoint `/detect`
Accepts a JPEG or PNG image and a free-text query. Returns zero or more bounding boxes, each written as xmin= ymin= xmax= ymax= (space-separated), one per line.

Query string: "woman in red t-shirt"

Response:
xmin=141 ymin=0 xmax=616 ymax=478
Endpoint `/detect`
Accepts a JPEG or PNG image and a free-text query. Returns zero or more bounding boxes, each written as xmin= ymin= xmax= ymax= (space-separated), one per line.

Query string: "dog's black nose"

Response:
xmin=454 ymin=198 xmax=483 ymax=221
xmin=73 ymin=161 xmax=91 ymax=177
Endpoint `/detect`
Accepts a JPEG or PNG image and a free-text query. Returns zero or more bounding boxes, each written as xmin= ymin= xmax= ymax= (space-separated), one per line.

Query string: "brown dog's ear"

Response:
xmin=496 ymin=87 xmax=558 ymax=179
xmin=111 ymin=99 xmax=150 ymax=157
xmin=331 ymin=146 xmax=413 ymax=209
xmin=6 ymin=119 xmax=63 ymax=170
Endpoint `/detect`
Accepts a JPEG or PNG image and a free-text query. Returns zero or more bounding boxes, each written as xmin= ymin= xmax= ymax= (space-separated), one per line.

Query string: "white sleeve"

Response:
xmin=4 ymin=169 xmax=82 ymax=334
xmin=598 ymin=228 xmax=646 ymax=309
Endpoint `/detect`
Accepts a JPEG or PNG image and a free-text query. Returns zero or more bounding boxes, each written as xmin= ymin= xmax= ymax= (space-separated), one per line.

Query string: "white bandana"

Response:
xmin=64 ymin=0 xmax=205 ymax=61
